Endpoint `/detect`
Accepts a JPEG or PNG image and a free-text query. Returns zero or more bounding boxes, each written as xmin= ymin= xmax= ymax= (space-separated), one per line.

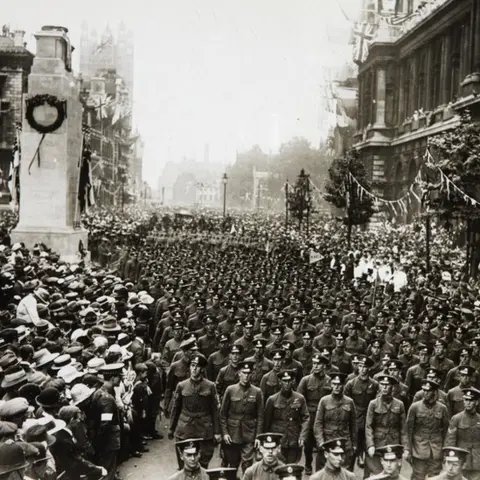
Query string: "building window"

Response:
xmin=407 ymin=0 xmax=415 ymax=14
xmin=429 ymin=37 xmax=443 ymax=108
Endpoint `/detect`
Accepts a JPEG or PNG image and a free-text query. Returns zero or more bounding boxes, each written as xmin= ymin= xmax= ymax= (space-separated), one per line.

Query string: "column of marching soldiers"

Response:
xmin=158 ymin=303 xmax=480 ymax=480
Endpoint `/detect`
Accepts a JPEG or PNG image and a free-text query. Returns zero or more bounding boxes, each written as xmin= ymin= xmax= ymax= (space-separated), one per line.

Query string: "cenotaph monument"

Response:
xmin=11 ymin=26 xmax=89 ymax=263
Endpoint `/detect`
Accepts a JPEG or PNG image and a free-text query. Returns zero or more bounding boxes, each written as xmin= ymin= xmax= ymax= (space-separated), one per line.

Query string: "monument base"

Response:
xmin=11 ymin=226 xmax=89 ymax=264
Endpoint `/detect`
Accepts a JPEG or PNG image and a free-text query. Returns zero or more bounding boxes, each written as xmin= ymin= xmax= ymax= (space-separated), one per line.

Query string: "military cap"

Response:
xmin=417 ymin=343 xmax=433 ymax=355
xmin=243 ymin=320 xmax=254 ymax=329
xmin=442 ymin=447 xmax=469 ymax=463
xmin=239 ymin=361 xmax=255 ymax=374
xmin=301 ymin=330 xmax=313 ymax=340
xmin=218 ymin=333 xmax=229 ymax=343
xmin=205 ymin=468 xmax=237 ymax=480
xmin=253 ymin=338 xmax=267 ymax=349
xmin=271 ymin=325 xmax=285 ymax=336
xmin=274 ymin=464 xmax=304 ymax=480
xmin=422 ymin=379 xmax=440 ymax=391
xmin=191 ymin=354 xmax=207 ymax=368
xmin=371 ymin=339 xmax=382 ymax=348
xmin=271 ymin=349 xmax=286 ymax=361
xmin=378 ymin=375 xmax=399 ymax=386
xmin=312 ymin=353 xmax=329 ymax=365
xmin=376 ymin=445 xmax=404 ymax=460
xmin=329 ymin=372 xmax=348 ymax=384
xmin=347 ymin=321 xmax=360 ymax=330
xmin=175 ymin=438 xmax=202 ymax=455
xmin=281 ymin=341 xmax=296 ymax=351
xmin=99 ymin=363 xmax=124 ymax=376
xmin=278 ymin=370 xmax=295 ymax=382
xmin=180 ymin=336 xmax=197 ymax=351
xmin=462 ymin=387 xmax=480 ymax=400
xmin=387 ymin=359 xmax=403 ymax=370
xmin=321 ymin=438 xmax=347 ymax=453
xmin=256 ymin=433 xmax=283 ymax=448
xmin=172 ymin=321 xmax=184 ymax=331
xmin=434 ymin=338 xmax=447 ymax=348
xmin=426 ymin=367 xmax=441 ymax=378
xmin=230 ymin=344 xmax=243 ymax=354
xmin=459 ymin=347 xmax=473 ymax=357
xmin=334 ymin=331 xmax=347 ymax=340
xmin=357 ymin=355 xmax=374 ymax=368
xmin=458 ymin=366 xmax=476 ymax=377
xmin=318 ymin=347 xmax=332 ymax=357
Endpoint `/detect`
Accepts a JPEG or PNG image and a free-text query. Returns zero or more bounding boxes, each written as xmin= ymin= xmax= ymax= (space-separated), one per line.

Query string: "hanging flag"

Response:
xmin=309 ymin=249 xmax=323 ymax=265
xmin=353 ymin=21 xmax=376 ymax=63
xmin=95 ymin=94 xmax=112 ymax=120
xmin=8 ymin=122 xmax=21 ymax=212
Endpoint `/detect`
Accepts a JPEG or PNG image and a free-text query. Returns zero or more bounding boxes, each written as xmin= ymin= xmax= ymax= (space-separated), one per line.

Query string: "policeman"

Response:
xmin=310 ymin=438 xmax=356 ymax=480
xmin=168 ymin=438 xmax=209 ymax=480
xmin=406 ymin=379 xmax=450 ymax=480
xmin=314 ymin=372 xmax=357 ymax=471
xmin=264 ymin=370 xmax=309 ymax=464
xmin=365 ymin=375 xmax=407 ymax=477
xmin=169 ymin=353 xmax=221 ymax=469
xmin=365 ymin=445 xmax=408 ymax=480
xmin=259 ymin=349 xmax=284 ymax=401
xmin=242 ymin=433 xmax=284 ymax=480
xmin=429 ymin=447 xmax=471 ymax=480
xmin=297 ymin=353 xmax=332 ymax=475
xmin=274 ymin=464 xmax=305 ymax=480
xmin=219 ymin=360 xmax=264 ymax=474
xmin=445 ymin=387 xmax=480 ymax=480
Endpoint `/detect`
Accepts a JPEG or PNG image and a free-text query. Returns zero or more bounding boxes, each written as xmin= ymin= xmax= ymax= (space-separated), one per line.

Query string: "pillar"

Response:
xmin=461 ymin=0 xmax=480 ymax=95
xmin=374 ymin=66 xmax=386 ymax=127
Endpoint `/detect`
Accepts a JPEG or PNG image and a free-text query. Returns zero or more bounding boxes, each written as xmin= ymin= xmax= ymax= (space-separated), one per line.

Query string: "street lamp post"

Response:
xmin=285 ymin=179 xmax=289 ymax=229
xmin=222 ymin=173 xmax=228 ymax=217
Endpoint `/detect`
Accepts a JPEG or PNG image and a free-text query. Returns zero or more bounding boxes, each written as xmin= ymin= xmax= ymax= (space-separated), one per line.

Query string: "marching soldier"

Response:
xmin=297 ymin=353 xmax=331 ymax=475
xmin=206 ymin=334 xmax=230 ymax=382
xmin=281 ymin=341 xmax=303 ymax=385
xmin=242 ymin=433 xmax=284 ymax=480
xmin=405 ymin=343 xmax=432 ymax=402
xmin=365 ymin=445 xmax=409 ymax=480
xmin=447 ymin=366 xmax=476 ymax=416
xmin=219 ymin=361 xmax=264 ymax=475
xmin=314 ymin=372 xmax=358 ymax=471
xmin=444 ymin=388 xmax=480 ymax=480
xmin=259 ymin=349 xmax=285 ymax=401
xmin=245 ymin=338 xmax=273 ymax=387
xmin=292 ymin=331 xmax=319 ymax=376
xmin=168 ymin=438 xmax=209 ymax=480
xmin=429 ymin=447 xmax=471 ymax=480
xmin=264 ymin=370 xmax=309 ymax=464
xmin=310 ymin=438 xmax=356 ymax=480
xmin=216 ymin=344 xmax=243 ymax=399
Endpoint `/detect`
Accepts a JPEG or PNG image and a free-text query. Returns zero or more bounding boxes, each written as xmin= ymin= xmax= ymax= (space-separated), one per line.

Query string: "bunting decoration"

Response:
xmin=7 ymin=122 xmax=21 ymax=212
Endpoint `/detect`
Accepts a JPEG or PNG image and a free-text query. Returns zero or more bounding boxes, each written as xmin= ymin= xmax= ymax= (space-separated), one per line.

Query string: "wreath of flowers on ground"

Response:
xmin=26 ymin=94 xmax=67 ymax=134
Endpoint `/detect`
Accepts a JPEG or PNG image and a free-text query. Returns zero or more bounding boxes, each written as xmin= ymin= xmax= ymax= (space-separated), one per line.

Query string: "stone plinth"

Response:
xmin=11 ymin=26 xmax=88 ymax=263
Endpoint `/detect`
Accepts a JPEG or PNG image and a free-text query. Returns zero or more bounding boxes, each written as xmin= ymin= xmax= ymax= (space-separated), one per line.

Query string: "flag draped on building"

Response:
xmin=95 ymin=93 xmax=112 ymax=120
xmin=353 ymin=21 xmax=376 ymax=63
xmin=8 ymin=122 xmax=21 ymax=212
xmin=78 ymin=125 xmax=95 ymax=213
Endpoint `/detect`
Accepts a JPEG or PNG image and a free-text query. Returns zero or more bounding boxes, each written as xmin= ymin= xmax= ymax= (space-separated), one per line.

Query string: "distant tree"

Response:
xmin=287 ymin=169 xmax=312 ymax=233
xmin=426 ymin=110 xmax=480 ymax=277
xmin=324 ymin=148 xmax=374 ymax=247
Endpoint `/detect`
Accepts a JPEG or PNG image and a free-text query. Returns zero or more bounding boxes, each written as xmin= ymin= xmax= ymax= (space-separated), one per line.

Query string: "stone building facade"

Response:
xmin=354 ymin=0 xmax=480 ymax=221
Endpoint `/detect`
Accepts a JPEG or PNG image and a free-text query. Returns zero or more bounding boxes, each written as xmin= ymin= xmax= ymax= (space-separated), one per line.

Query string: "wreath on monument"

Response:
xmin=26 ymin=94 xmax=67 ymax=134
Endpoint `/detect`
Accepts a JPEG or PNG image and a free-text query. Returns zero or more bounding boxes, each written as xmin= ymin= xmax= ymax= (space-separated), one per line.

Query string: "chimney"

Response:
xmin=13 ymin=30 xmax=25 ymax=47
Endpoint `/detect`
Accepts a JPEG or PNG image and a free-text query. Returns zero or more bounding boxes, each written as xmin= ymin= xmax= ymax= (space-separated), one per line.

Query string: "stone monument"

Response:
xmin=11 ymin=26 xmax=88 ymax=263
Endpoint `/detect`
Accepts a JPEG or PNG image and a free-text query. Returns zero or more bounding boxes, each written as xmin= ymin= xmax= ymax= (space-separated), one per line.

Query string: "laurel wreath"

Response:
xmin=25 ymin=94 xmax=67 ymax=134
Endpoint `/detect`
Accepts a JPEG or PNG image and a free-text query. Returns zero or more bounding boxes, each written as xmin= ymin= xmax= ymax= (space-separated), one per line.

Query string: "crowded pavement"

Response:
xmin=0 ymin=205 xmax=478 ymax=480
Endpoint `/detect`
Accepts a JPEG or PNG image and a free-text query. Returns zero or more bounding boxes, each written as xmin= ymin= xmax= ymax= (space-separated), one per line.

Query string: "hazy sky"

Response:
xmin=4 ymin=0 xmax=359 ymax=186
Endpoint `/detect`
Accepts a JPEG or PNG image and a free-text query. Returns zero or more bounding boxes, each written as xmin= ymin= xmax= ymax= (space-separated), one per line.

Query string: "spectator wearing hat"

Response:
xmin=144 ymin=359 xmax=164 ymax=440
xmin=431 ymin=339 xmax=455 ymax=386
xmin=331 ymin=332 xmax=353 ymax=375
xmin=206 ymin=334 xmax=230 ymax=382
xmin=168 ymin=438 xmax=208 ymax=480
xmin=234 ymin=320 xmax=255 ymax=361
xmin=311 ymin=438 xmax=356 ymax=480
xmin=129 ymin=362 xmax=150 ymax=457
xmin=16 ymin=286 xmax=51 ymax=327
xmin=297 ymin=353 xmax=332 ymax=475
xmin=0 ymin=396 xmax=32 ymax=427
xmin=219 ymin=360 xmax=263 ymax=475
xmin=446 ymin=366 xmax=476 ymax=416
xmin=259 ymin=349 xmax=285 ymax=401
xmin=0 ymin=441 xmax=30 ymax=480
xmin=129 ymin=324 xmax=148 ymax=368
xmin=365 ymin=445 xmax=407 ymax=480
xmin=406 ymin=379 xmax=450 ymax=480
xmin=1 ymin=365 xmax=28 ymax=401
xmin=429 ymin=447 xmax=470 ymax=480
xmin=365 ymin=375 xmax=407 ymax=477
xmin=245 ymin=338 xmax=272 ymax=387
xmin=344 ymin=356 xmax=379 ymax=469
xmin=0 ymin=420 xmax=18 ymax=442
xmin=163 ymin=335 xmax=197 ymax=417
xmin=314 ymin=372 xmax=357 ymax=471
xmin=242 ymin=433 xmax=284 ymax=480
xmin=35 ymin=387 xmax=64 ymax=418
xmin=406 ymin=344 xmax=432 ymax=402
xmin=57 ymin=405 xmax=94 ymax=461
xmin=293 ymin=331 xmax=319 ymax=377
xmin=445 ymin=388 xmax=480 ymax=480
xmin=215 ymin=344 xmax=243 ymax=399
xmin=264 ymin=370 xmax=309 ymax=464
xmin=169 ymin=353 xmax=220 ymax=469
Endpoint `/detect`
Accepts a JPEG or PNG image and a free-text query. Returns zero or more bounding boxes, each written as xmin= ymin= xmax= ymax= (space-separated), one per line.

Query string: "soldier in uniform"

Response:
xmin=281 ymin=341 xmax=303 ymax=385
xmin=365 ymin=445 xmax=408 ymax=480
xmin=235 ymin=320 xmax=255 ymax=360
xmin=245 ymin=338 xmax=273 ymax=387
xmin=206 ymin=334 xmax=230 ymax=382
xmin=169 ymin=353 xmax=221 ymax=469
xmin=242 ymin=433 xmax=284 ymax=480
xmin=431 ymin=339 xmax=455 ymax=386
xmin=445 ymin=387 xmax=480 ymax=480
xmin=314 ymin=372 xmax=357 ymax=471
xmin=292 ymin=331 xmax=319 ymax=375
xmin=216 ymin=344 xmax=243 ymax=399
xmin=260 ymin=349 xmax=285 ymax=401
xmin=297 ymin=353 xmax=331 ymax=475
xmin=365 ymin=375 xmax=408 ymax=477
xmin=220 ymin=360 xmax=264 ymax=475
xmin=447 ymin=366 xmax=476 ymax=416
xmin=168 ymin=438 xmax=209 ymax=480
xmin=344 ymin=355 xmax=379 ymax=469
xmin=405 ymin=343 xmax=432 ymax=403
xmin=310 ymin=438 xmax=356 ymax=480
xmin=406 ymin=379 xmax=450 ymax=480
xmin=331 ymin=332 xmax=352 ymax=375
xmin=429 ymin=447 xmax=471 ymax=480
xmin=264 ymin=370 xmax=309 ymax=464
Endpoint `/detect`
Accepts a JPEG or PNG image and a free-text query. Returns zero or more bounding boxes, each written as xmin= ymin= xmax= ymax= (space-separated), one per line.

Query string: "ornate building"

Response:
xmin=354 ymin=0 xmax=480 ymax=221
